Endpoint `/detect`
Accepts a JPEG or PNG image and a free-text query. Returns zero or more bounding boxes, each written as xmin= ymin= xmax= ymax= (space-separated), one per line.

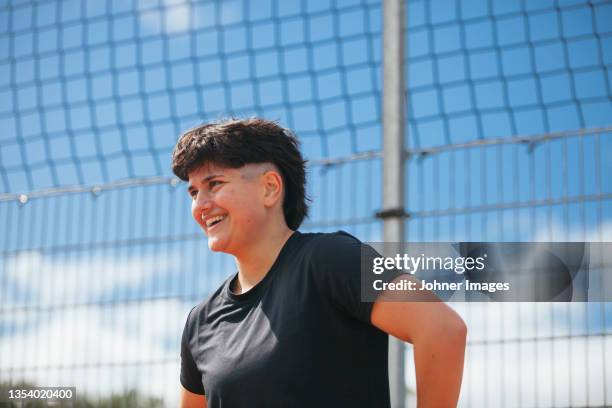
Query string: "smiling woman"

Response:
xmin=171 ymin=118 xmax=466 ymax=408
xmin=186 ymin=162 xmax=284 ymax=257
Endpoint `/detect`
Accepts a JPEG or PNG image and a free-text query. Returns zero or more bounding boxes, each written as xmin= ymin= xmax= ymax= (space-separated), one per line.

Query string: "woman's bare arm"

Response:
xmin=180 ymin=385 xmax=207 ymax=408
xmin=371 ymin=276 xmax=467 ymax=408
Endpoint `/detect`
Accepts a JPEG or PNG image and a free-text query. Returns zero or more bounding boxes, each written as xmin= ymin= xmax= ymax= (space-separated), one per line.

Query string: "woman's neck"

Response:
xmin=232 ymin=226 xmax=294 ymax=294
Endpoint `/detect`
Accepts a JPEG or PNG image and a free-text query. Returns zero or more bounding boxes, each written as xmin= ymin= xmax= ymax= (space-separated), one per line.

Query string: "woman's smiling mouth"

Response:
xmin=204 ymin=214 xmax=227 ymax=229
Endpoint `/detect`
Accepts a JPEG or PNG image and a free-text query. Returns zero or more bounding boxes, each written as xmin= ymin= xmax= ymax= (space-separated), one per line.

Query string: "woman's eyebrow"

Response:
xmin=188 ymin=174 xmax=223 ymax=191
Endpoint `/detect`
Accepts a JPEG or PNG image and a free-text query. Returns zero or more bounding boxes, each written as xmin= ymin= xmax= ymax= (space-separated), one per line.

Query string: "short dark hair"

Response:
xmin=172 ymin=118 xmax=309 ymax=230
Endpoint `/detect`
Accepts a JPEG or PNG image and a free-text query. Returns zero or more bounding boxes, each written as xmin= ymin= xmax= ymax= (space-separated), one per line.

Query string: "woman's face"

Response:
xmin=187 ymin=162 xmax=267 ymax=256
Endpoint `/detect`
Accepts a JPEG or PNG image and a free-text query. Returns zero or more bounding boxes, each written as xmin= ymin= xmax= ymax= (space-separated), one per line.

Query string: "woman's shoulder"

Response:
xmin=298 ymin=230 xmax=361 ymax=247
xmin=294 ymin=230 xmax=363 ymax=263
xmin=185 ymin=275 xmax=235 ymax=326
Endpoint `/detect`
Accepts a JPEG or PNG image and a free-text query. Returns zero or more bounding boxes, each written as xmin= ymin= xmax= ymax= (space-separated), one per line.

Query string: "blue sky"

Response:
xmin=0 ymin=0 xmax=611 ymax=192
xmin=0 ymin=0 xmax=610 ymax=241
xmin=1 ymin=0 xmax=612 ymax=405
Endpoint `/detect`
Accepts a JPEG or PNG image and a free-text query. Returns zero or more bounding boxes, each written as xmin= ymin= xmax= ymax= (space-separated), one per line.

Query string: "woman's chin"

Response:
xmin=207 ymin=237 xmax=220 ymax=251
xmin=207 ymin=237 xmax=229 ymax=253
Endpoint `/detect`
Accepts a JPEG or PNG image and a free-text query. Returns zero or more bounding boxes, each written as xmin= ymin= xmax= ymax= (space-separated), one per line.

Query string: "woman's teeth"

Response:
xmin=206 ymin=215 xmax=226 ymax=227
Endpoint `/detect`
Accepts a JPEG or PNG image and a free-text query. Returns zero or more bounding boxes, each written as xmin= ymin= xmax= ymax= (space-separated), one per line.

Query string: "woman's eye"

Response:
xmin=209 ymin=180 xmax=222 ymax=189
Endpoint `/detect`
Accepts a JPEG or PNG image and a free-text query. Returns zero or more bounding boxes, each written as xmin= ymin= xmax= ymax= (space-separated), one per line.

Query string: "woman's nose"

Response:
xmin=193 ymin=192 xmax=213 ymax=214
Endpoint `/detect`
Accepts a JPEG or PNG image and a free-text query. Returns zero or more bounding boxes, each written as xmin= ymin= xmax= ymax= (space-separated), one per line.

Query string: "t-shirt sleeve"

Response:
xmin=180 ymin=307 xmax=206 ymax=395
xmin=309 ymin=231 xmax=383 ymax=324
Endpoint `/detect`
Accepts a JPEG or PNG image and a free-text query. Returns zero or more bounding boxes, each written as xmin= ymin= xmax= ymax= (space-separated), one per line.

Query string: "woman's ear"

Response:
xmin=261 ymin=170 xmax=283 ymax=208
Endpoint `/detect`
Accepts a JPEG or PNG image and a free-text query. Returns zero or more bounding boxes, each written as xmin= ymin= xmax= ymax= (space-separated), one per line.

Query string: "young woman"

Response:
xmin=172 ymin=118 xmax=466 ymax=408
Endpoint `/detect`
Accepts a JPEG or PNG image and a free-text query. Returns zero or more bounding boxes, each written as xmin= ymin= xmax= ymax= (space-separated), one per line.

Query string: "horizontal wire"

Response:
xmin=406 ymin=126 xmax=612 ymax=158
xmin=0 ymin=218 xmax=380 ymax=257
xmin=409 ymin=192 xmax=612 ymax=219
xmin=1 ymin=126 xmax=609 ymax=203
xmin=467 ymin=331 xmax=612 ymax=347
xmin=0 ymin=294 xmax=201 ymax=314
xmin=0 ymin=153 xmax=384 ymax=203
xmin=3 ymin=358 xmax=180 ymax=373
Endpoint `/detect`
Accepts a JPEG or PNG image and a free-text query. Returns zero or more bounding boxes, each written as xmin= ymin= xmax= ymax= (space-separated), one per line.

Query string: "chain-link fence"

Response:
xmin=1 ymin=0 xmax=611 ymax=406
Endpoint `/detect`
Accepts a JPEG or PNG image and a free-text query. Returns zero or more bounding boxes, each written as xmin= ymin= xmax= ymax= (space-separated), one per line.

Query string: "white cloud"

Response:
xmin=0 ymin=299 xmax=192 ymax=406
xmin=164 ymin=3 xmax=191 ymax=33
xmin=403 ymin=301 xmax=612 ymax=407
xmin=138 ymin=0 xmax=241 ymax=34
xmin=0 ymin=251 xmax=185 ymax=405
xmin=138 ymin=0 xmax=192 ymax=34
xmin=3 ymin=250 xmax=179 ymax=306
xmin=0 ymin=246 xmax=198 ymax=406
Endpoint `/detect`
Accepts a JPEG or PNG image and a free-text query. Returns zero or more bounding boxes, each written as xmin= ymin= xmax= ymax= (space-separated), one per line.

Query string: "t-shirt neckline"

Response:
xmin=222 ymin=231 xmax=301 ymax=304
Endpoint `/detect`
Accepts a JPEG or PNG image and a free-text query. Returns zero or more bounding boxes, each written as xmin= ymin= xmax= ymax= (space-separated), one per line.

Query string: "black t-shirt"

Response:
xmin=180 ymin=231 xmax=390 ymax=407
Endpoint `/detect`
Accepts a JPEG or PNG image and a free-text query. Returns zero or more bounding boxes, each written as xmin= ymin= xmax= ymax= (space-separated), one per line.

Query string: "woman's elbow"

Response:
xmin=453 ymin=315 xmax=468 ymax=341
xmin=446 ymin=311 xmax=467 ymax=339
xmin=433 ymin=312 xmax=467 ymax=346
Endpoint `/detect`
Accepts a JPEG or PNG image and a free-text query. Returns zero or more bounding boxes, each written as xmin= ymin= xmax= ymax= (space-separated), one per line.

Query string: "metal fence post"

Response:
xmin=382 ymin=0 xmax=406 ymax=407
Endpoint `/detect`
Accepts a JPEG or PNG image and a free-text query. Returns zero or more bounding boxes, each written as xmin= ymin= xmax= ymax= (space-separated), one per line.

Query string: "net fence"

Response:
xmin=0 ymin=0 xmax=611 ymax=406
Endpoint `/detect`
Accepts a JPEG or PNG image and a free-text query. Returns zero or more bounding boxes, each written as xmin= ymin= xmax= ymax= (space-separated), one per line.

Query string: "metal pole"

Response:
xmin=382 ymin=0 xmax=406 ymax=407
